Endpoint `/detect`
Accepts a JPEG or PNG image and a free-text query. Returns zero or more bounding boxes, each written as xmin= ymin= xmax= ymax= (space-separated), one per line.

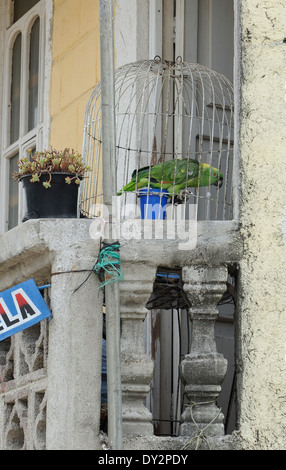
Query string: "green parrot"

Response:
xmin=117 ymin=158 xmax=223 ymax=196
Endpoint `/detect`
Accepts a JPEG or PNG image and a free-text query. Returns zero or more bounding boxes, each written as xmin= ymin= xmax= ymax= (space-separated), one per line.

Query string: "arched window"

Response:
xmin=0 ymin=0 xmax=50 ymax=232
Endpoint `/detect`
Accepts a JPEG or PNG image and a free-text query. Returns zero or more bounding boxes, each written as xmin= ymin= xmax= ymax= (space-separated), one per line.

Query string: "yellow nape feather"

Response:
xmin=200 ymin=163 xmax=211 ymax=169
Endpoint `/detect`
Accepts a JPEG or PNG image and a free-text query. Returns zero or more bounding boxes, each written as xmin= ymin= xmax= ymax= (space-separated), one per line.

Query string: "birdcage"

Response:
xmin=80 ymin=56 xmax=234 ymax=222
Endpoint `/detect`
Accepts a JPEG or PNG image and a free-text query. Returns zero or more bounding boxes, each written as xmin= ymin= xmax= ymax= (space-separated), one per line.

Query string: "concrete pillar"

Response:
xmin=120 ymin=262 xmax=157 ymax=435
xmin=46 ymin=244 xmax=103 ymax=450
xmin=180 ymin=265 xmax=228 ymax=438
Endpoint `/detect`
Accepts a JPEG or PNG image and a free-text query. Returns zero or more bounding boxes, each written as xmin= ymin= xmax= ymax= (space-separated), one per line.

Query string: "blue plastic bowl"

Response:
xmin=138 ymin=188 xmax=168 ymax=219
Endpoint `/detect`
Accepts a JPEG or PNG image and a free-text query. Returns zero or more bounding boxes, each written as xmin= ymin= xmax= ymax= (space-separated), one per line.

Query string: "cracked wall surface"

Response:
xmin=237 ymin=0 xmax=286 ymax=449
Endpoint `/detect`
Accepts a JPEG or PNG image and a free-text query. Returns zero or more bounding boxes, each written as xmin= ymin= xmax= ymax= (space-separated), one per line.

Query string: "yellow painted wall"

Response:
xmin=50 ymin=0 xmax=101 ymax=153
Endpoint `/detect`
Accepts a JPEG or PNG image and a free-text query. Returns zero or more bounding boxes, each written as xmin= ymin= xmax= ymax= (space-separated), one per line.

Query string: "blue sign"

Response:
xmin=0 ymin=279 xmax=52 ymax=341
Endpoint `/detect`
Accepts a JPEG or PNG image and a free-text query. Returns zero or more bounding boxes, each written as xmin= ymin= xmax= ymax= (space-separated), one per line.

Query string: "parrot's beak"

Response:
xmin=214 ymin=176 xmax=223 ymax=188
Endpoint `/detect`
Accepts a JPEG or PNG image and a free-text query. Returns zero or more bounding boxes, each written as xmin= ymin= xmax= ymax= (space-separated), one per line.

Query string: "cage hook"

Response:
xmin=153 ymin=55 xmax=162 ymax=62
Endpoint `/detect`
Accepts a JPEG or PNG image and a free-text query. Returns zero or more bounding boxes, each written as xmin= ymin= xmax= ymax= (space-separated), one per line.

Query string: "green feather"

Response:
xmin=117 ymin=158 xmax=223 ymax=196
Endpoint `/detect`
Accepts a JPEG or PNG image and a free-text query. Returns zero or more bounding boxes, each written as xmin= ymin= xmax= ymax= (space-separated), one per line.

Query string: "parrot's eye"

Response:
xmin=213 ymin=172 xmax=217 ymax=177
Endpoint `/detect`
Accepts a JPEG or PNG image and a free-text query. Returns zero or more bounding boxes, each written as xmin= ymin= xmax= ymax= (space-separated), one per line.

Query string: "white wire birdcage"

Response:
xmin=80 ymin=56 xmax=234 ymax=222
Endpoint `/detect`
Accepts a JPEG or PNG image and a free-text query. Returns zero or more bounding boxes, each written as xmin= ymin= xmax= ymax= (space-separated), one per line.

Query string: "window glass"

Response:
xmin=10 ymin=33 xmax=21 ymax=144
xmin=28 ymin=17 xmax=40 ymax=131
xmin=8 ymin=153 xmax=19 ymax=230
xmin=13 ymin=0 xmax=40 ymax=23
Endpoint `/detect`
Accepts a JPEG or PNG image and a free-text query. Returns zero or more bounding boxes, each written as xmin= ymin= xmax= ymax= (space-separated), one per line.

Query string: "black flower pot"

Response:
xmin=20 ymin=173 xmax=80 ymax=221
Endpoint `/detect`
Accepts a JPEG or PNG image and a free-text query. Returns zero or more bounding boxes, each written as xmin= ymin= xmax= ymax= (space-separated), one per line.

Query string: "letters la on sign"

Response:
xmin=0 ymin=279 xmax=51 ymax=341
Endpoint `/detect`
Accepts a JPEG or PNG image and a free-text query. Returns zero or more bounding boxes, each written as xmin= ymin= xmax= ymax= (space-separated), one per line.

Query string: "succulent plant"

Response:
xmin=13 ymin=148 xmax=90 ymax=188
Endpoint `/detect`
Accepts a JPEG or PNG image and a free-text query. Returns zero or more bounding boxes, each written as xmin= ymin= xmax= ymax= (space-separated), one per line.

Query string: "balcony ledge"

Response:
xmin=0 ymin=219 xmax=99 ymax=290
xmin=0 ymin=219 xmax=242 ymax=291
xmin=121 ymin=431 xmax=242 ymax=450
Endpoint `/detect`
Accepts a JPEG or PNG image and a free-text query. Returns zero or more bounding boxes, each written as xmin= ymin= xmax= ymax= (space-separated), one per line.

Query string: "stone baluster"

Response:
xmin=180 ymin=265 xmax=228 ymax=438
xmin=120 ymin=262 xmax=157 ymax=435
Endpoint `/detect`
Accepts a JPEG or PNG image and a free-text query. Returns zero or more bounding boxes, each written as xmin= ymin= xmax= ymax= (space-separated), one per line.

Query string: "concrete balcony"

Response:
xmin=0 ymin=219 xmax=242 ymax=450
xmin=0 ymin=219 xmax=102 ymax=450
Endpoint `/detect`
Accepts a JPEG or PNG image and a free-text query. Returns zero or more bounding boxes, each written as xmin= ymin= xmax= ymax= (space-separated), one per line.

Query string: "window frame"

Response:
xmin=0 ymin=0 xmax=51 ymax=233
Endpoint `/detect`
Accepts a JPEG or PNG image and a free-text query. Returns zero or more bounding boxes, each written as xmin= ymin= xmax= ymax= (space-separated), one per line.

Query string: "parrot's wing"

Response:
xmin=131 ymin=166 xmax=150 ymax=179
xmin=165 ymin=158 xmax=199 ymax=185
xmin=118 ymin=158 xmax=201 ymax=195
xmin=147 ymin=159 xmax=183 ymax=184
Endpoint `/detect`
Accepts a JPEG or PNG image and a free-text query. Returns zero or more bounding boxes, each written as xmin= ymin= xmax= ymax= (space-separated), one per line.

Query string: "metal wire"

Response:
xmin=80 ymin=57 xmax=234 ymax=221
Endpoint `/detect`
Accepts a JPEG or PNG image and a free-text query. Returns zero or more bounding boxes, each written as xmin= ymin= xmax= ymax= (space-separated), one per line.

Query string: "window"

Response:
xmin=10 ymin=33 xmax=21 ymax=145
xmin=13 ymin=0 xmax=40 ymax=23
xmin=0 ymin=0 xmax=50 ymax=232
xmin=28 ymin=17 xmax=40 ymax=133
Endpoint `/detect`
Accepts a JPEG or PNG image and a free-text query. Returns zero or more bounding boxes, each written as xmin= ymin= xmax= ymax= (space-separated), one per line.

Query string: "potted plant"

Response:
xmin=13 ymin=148 xmax=90 ymax=220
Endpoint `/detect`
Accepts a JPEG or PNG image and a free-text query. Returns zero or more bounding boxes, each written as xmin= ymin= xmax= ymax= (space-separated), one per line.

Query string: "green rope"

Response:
xmin=94 ymin=241 xmax=123 ymax=288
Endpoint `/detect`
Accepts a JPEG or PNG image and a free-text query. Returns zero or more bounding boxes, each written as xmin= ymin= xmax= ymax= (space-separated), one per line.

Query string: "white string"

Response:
xmin=181 ymin=401 xmax=222 ymax=451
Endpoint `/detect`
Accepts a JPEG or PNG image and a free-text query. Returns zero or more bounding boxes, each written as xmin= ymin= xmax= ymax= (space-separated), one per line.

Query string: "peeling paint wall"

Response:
xmin=237 ymin=0 xmax=286 ymax=449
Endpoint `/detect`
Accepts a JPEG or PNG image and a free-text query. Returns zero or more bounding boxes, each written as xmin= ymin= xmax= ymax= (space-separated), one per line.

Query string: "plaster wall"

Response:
xmin=238 ymin=0 xmax=286 ymax=449
xmin=114 ymin=0 xmax=149 ymax=68
xmin=49 ymin=0 xmax=101 ymax=152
